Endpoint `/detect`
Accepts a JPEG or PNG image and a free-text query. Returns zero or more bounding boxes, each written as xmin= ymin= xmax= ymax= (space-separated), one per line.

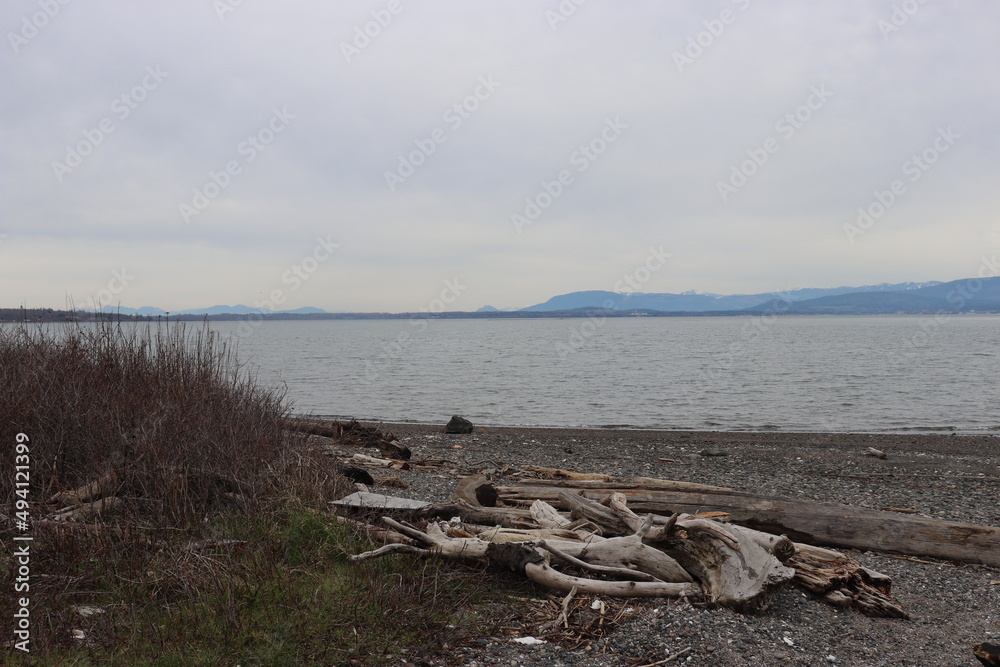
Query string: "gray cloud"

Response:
xmin=2 ymin=0 xmax=998 ymax=311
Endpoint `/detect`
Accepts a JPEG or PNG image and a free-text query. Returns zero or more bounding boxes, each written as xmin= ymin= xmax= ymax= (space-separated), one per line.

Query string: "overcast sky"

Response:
xmin=2 ymin=1 xmax=998 ymax=312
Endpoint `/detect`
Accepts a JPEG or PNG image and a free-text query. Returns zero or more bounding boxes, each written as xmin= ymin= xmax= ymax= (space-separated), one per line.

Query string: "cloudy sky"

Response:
xmin=2 ymin=1 xmax=998 ymax=312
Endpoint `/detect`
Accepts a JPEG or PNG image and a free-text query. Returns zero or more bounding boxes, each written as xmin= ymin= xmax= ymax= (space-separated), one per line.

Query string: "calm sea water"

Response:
xmin=191 ymin=315 xmax=1000 ymax=434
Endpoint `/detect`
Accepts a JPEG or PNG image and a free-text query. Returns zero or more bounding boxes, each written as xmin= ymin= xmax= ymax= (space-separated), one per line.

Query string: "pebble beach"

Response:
xmin=330 ymin=423 xmax=1000 ymax=666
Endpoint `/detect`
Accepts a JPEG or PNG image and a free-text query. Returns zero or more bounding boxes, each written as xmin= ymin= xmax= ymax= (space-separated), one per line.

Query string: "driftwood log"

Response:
xmin=283 ymin=416 xmax=411 ymax=460
xmin=497 ymin=480 xmax=1000 ymax=567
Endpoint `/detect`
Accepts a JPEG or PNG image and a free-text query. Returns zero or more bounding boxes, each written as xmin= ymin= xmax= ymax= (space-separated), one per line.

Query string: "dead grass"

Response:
xmin=0 ymin=321 xmax=537 ymax=664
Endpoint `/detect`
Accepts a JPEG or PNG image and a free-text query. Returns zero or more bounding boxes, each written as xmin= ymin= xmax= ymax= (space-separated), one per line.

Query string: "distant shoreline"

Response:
xmin=4 ymin=307 xmax=1000 ymax=323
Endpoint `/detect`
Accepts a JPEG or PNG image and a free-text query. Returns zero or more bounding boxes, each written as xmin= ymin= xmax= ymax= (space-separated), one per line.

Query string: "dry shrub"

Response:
xmin=0 ymin=320 xmax=344 ymax=526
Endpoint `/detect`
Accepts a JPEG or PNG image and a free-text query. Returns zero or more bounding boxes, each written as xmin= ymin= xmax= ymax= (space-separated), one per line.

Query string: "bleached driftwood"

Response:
xmin=350 ymin=517 xmax=703 ymax=599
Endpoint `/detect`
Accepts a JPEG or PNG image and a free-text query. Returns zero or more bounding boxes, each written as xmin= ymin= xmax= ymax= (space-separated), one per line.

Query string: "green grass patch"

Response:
xmin=17 ymin=505 xmax=534 ymax=665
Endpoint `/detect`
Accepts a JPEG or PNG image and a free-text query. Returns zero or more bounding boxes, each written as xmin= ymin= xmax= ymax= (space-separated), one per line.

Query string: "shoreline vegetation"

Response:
xmin=2 ymin=322 xmax=997 ymax=665
xmin=0 ymin=322 xmax=532 ymax=664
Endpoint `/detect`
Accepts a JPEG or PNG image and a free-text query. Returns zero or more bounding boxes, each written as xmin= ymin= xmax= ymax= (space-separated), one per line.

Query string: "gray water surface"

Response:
xmin=199 ymin=315 xmax=999 ymax=433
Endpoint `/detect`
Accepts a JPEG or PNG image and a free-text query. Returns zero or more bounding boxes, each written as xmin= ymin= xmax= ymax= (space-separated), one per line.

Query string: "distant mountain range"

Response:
xmin=77 ymin=276 xmax=1000 ymax=319
xmin=88 ymin=305 xmax=328 ymax=316
xmin=518 ymin=281 xmax=942 ymax=312
xmin=510 ymin=278 xmax=1000 ymax=315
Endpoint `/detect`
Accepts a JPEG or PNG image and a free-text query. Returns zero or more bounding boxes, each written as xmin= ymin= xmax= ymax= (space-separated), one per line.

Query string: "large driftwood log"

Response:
xmin=499 ymin=482 xmax=1000 ymax=567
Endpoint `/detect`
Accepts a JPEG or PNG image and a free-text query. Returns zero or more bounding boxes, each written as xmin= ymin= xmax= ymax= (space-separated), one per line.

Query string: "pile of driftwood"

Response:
xmin=340 ymin=473 xmax=1000 ymax=620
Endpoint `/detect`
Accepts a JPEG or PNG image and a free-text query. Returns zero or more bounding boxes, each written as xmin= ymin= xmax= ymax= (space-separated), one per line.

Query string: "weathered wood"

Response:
xmin=866 ymin=447 xmax=888 ymax=459
xmin=50 ymin=495 xmax=121 ymax=522
xmin=523 ymin=562 xmax=701 ymax=598
xmin=500 ymin=478 xmax=731 ymax=493
xmin=378 ymin=440 xmax=412 ymax=461
xmin=790 ymin=543 xmax=909 ymax=619
xmin=633 ymin=477 xmax=734 ymax=492
xmin=522 ymin=466 xmax=613 ymax=482
xmin=49 ymin=470 xmax=120 ymax=506
xmin=330 ymin=492 xmax=429 ymax=510
xmin=502 ymin=483 xmax=1000 ymax=567
xmin=282 ymin=417 xmax=342 ymax=438
xmin=557 ymin=490 xmax=630 ymax=535
xmin=414 ymin=499 xmax=534 ymax=525
xmin=284 ymin=416 xmax=410 ymax=458
xmin=352 ymin=517 xmax=704 ymax=599
xmin=974 ymin=642 xmax=1000 ymax=666
xmin=331 ymin=514 xmax=411 ymax=544
xmin=453 ymin=474 xmax=498 ymax=507
xmin=349 ymin=453 xmax=396 ymax=468
xmin=605 ymin=492 xmax=794 ymax=612
xmin=530 ymin=499 xmax=572 ymax=528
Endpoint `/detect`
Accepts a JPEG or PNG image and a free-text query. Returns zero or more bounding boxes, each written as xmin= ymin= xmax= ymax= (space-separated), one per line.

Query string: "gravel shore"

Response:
xmin=333 ymin=423 xmax=1000 ymax=667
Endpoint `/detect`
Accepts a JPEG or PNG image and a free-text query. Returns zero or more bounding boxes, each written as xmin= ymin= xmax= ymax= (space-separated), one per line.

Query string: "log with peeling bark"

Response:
xmin=789 ymin=543 xmax=910 ymax=619
xmin=521 ymin=466 xmax=614 ymax=482
xmin=498 ymin=481 xmax=1000 ymax=567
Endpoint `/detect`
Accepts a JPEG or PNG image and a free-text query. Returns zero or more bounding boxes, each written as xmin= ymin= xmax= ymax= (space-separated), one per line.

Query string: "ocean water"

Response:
xmin=190 ymin=314 xmax=1000 ymax=434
